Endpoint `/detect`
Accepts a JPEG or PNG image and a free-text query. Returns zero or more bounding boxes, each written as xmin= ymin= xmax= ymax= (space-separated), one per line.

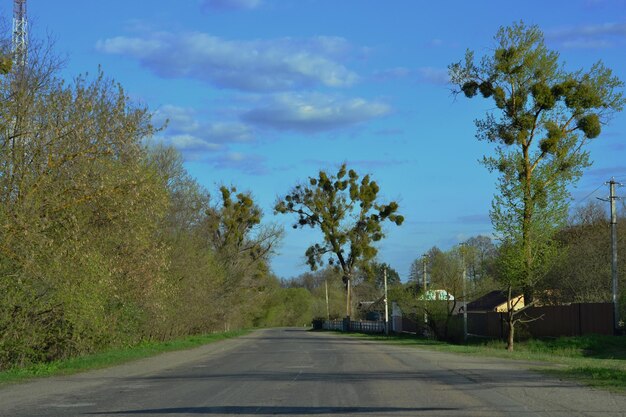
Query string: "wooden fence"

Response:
xmin=468 ymin=302 xmax=615 ymax=339
xmin=323 ymin=319 xmax=385 ymax=334
xmin=323 ymin=320 xmax=343 ymax=331
xmin=324 ymin=303 xmax=614 ymax=339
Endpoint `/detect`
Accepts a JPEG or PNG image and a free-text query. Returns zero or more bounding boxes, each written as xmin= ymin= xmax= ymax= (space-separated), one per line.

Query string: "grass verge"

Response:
xmin=0 ymin=329 xmax=249 ymax=386
xmin=340 ymin=332 xmax=626 ymax=392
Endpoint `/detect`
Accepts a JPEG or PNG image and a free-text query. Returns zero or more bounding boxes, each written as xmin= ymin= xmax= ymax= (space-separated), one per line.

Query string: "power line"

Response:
xmin=574 ymin=182 xmax=605 ymax=205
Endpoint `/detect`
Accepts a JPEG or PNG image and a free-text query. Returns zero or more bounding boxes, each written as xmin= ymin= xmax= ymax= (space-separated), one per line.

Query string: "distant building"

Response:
xmin=358 ymin=297 xmax=384 ymax=321
xmin=418 ymin=289 xmax=455 ymax=301
xmin=465 ymin=290 xmax=524 ymax=313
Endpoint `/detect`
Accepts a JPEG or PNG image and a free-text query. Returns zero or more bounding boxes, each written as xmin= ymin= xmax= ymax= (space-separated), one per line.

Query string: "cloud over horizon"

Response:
xmin=97 ymin=32 xmax=358 ymax=92
xmin=206 ymin=152 xmax=269 ymax=175
xmin=154 ymin=105 xmax=254 ymax=143
xmin=201 ymin=0 xmax=262 ymax=11
xmin=241 ymin=93 xmax=391 ymax=132
xmin=152 ymin=104 xmax=255 ymax=162
xmin=547 ymin=22 xmax=626 ymax=48
xmin=373 ymin=66 xmax=449 ymax=85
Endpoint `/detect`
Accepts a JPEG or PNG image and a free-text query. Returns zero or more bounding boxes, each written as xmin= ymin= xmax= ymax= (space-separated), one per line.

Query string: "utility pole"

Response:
xmin=384 ymin=267 xmax=389 ymax=335
xmin=599 ymin=178 xmax=622 ymax=332
xmin=421 ymin=254 xmax=429 ymax=326
xmin=460 ymin=244 xmax=468 ymax=343
xmin=609 ymin=179 xmax=621 ymax=331
xmin=325 ymin=279 xmax=330 ymax=321
xmin=610 ymin=179 xmax=619 ymax=331
xmin=422 ymin=254 xmax=428 ymax=325
xmin=422 ymin=254 xmax=428 ymax=293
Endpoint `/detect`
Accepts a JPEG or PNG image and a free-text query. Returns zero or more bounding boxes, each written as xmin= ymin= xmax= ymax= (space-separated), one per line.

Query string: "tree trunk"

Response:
xmin=345 ymin=277 xmax=351 ymax=318
xmin=522 ymin=145 xmax=535 ymax=305
xmin=507 ymin=314 xmax=515 ymax=351
xmin=506 ymin=285 xmax=516 ymax=351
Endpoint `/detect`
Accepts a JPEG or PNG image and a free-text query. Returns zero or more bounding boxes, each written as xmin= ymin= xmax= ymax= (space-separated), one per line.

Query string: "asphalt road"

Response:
xmin=1 ymin=328 xmax=625 ymax=417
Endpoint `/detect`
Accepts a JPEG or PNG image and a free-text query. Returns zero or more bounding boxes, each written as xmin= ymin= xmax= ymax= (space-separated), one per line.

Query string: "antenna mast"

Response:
xmin=12 ymin=0 xmax=27 ymax=67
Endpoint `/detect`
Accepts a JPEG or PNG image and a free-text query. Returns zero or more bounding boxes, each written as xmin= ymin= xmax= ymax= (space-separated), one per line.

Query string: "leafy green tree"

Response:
xmin=146 ymin=145 xmax=223 ymax=338
xmin=409 ymin=246 xmax=443 ymax=288
xmin=372 ymin=262 xmax=401 ymax=289
xmin=541 ymin=201 xmax=626 ymax=306
xmin=203 ymin=186 xmax=282 ymax=329
xmin=0 ymin=55 xmax=10 ymax=74
xmin=149 ymin=145 xmax=210 ymax=235
xmin=259 ymin=287 xmax=315 ymax=327
xmin=492 ymin=238 xmax=558 ymax=349
xmin=0 ymin=33 xmax=293 ymax=369
xmin=408 ymin=258 xmax=423 ymax=285
xmin=462 ymin=236 xmax=498 ymax=296
xmin=428 ymin=248 xmax=463 ymax=339
xmin=275 ymin=164 xmax=403 ymax=317
xmin=206 ymin=186 xmax=282 ymax=266
xmin=391 ymin=247 xmax=464 ymax=342
xmin=463 ymin=236 xmax=496 ymax=282
xmin=0 ymin=44 xmax=170 ymax=364
xmin=449 ymin=22 xmax=624 ymax=350
xmin=354 ymin=261 xmax=401 ymax=297
xmin=283 ymin=267 xmax=345 ymax=320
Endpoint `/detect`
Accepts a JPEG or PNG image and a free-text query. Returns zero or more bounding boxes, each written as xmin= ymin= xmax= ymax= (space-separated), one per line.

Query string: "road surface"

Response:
xmin=1 ymin=328 xmax=625 ymax=416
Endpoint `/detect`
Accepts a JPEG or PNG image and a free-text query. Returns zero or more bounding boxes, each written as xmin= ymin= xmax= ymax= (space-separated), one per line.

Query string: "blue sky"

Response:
xmin=8 ymin=0 xmax=626 ymax=280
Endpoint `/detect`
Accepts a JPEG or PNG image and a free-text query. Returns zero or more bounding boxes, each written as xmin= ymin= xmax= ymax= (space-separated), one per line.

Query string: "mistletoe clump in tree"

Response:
xmin=275 ymin=164 xmax=404 ymax=318
xmin=449 ymin=22 xmax=624 ymax=350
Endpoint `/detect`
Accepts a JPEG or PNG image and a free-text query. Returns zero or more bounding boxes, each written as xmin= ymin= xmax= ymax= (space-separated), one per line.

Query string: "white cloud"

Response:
xmin=97 ymin=32 xmax=358 ymax=92
xmin=555 ymin=23 xmax=626 ymax=37
xmin=202 ymin=0 xmax=262 ymax=11
xmin=373 ymin=67 xmax=412 ymax=81
xmin=154 ymin=105 xmax=253 ymax=142
xmin=204 ymin=123 xmax=254 ymax=142
xmin=241 ymin=93 xmax=391 ymax=132
xmin=415 ymin=67 xmax=449 ymax=85
xmin=547 ymin=23 xmax=626 ymax=48
xmin=163 ymin=134 xmax=223 ymax=153
xmin=153 ymin=105 xmax=201 ymax=133
xmin=225 ymin=152 xmax=245 ymax=162
xmin=427 ymin=38 xmax=445 ymax=47
xmin=95 ymin=37 xmax=163 ymax=58
xmin=373 ymin=66 xmax=449 ymax=85
xmin=562 ymin=40 xmax=614 ymax=49
xmin=207 ymin=152 xmax=269 ymax=175
xmin=152 ymin=105 xmax=255 ymax=163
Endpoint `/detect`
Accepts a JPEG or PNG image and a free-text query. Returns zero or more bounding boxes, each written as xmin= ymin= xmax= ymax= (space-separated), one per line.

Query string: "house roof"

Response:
xmin=358 ymin=296 xmax=385 ymax=311
xmin=467 ymin=290 xmax=522 ymax=311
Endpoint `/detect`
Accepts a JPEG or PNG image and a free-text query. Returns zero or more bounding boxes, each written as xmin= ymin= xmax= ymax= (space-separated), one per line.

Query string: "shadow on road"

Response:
xmin=129 ymin=369 xmax=568 ymax=390
xmin=88 ymin=405 xmax=459 ymax=415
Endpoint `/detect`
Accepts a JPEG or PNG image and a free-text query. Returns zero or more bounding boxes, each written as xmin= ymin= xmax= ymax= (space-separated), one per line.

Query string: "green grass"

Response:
xmin=543 ymin=366 xmax=626 ymax=391
xmin=0 ymin=329 xmax=249 ymax=385
xmin=341 ymin=332 xmax=626 ymax=391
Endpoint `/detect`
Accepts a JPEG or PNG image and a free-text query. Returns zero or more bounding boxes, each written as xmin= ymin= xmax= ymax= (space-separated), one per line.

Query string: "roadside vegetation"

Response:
xmin=0 ymin=34 xmax=310 ymax=372
xmin=0 ymin=330 xmax=248 ymax=385
xmin=449 ymin=21 xmax=624 ymax=350
xmin=345 ymin=332 xmax=626 ymax=391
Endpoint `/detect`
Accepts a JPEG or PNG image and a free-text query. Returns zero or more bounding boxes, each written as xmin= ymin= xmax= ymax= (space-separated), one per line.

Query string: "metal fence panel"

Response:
xmin=322 ymin=320 xmax=385 ymax=334
xmin=468 ymin=303 xmax=614 ymax=339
